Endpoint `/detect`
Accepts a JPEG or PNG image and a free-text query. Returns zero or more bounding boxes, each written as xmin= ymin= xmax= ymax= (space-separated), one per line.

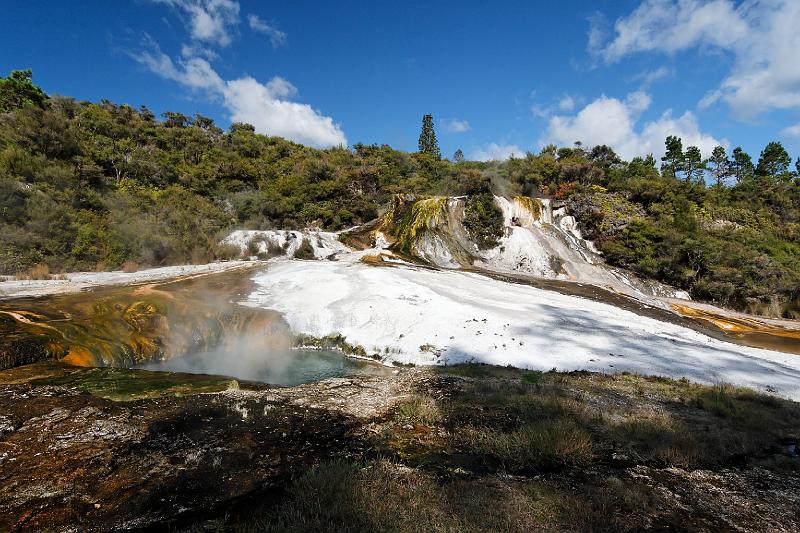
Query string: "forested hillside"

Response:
xmin=1 ymin=70 xmax=799 ymax=317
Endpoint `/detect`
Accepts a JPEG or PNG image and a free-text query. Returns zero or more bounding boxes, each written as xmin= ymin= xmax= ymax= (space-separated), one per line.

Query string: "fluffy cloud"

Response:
xmin=471 ymin=143 xmax=526 ymax=162
xmin=155 ymin=0 xmax=240 ymax=47
xmin=135 ymin=48 xmax=346 ymax=147
xmin=558 ymin=96 xmax=576 ymax=112
xmin=633 ymin=66 xmax=670 ymax=86
xmin=542 ymin=91 xmax=723 ymax=160
xmin=224 ymin=77 xmax=346 ymax=147
xmin=532 ymin=95 xmax=582 ymax=119
xmin=247 ymin=14 xmax=287 ymax=47
xmin=593 ymin=0 xmax=800 ymax=119
xmin=140 ymin=1 xmax=346 ymax=147
xmin=442 ymin=118 xmax=471 ymax=133
xmin=781 ymin=123 xmax=800 ymax=138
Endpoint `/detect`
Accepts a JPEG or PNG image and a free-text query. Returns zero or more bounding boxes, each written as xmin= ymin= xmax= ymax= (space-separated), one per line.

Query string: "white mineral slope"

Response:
xmin=246 ymin=260 xmax=800 ymax=400
xmin=0 ymin=261 xmax=252 ymax=300
xmin=222 ymin=229 xmax=350 ymax=260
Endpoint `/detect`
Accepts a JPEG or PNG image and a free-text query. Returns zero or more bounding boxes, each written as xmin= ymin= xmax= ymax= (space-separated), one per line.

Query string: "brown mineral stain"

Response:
xmin=671 ymin=303 xmax=800 ymax=355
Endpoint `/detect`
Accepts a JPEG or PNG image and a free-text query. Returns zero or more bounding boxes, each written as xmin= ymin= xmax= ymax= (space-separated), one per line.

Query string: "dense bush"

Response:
xmin=1 ymin=70 xmax=798 ymax=316
xmin=463 ymin=191 xmax=504 ymax=249
xmin=0 ymin=72 xmax=464 ymax=274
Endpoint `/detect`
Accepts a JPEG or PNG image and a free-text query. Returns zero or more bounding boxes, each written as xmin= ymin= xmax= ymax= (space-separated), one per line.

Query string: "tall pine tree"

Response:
xmin=418 ymin=114 xmax=441 ymax=159
xmin=731 ymin=147 xmax=754 ymax=182
xmin=707 ymin=145 xmax=732 ymax=187
xmin=660 ymin=135 xmax=684 ymax=178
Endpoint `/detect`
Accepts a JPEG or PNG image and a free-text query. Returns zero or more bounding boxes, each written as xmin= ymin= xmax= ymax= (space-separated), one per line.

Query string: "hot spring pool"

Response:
xmin=142 ymin=348 xmax=379 ymax=386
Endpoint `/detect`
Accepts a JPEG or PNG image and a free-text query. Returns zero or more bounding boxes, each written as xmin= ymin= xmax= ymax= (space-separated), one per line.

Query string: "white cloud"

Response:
xmin=140 ymin=1 xmax=344 ymax=147
xmin=542 ymin=91 xmax=724 ymax=160
xmin=471 ymin=143 xmax=526 ymax=162
xmin=155 ymin=0 xmax=241 ymax=47
xmin=558 ymin=96 xmax=576 ymax=112
xmin=134 ymin=45 xmax=346 ymax=147
xmin=532 ymin=94 xmax=582 ymax=119
xmin=781 ymin=123 xmax=800 ymax=138
xmin=593 ymin=0 xmax=800 ymax=119
xmin=442 ymin=118 xmax=471 ymax=133
xmin=247 ymin=14 xmax=287 ymax=47
xmin=224 ymin=77 xmax=346 ymax=147
xmin=633 ymin=66 xmax=670 ymax=86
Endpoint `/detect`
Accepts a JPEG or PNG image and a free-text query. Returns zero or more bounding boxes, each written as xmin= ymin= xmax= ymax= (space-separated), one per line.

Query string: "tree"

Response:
xmin=683 ymin=146 xmax=705 ymax=182
xmin=453 ymin=148 xmax=464 ymax=163
xmin=417 ymin=114 xmax=441 ymax=159
xmin=661 ymin=135 xmax=684 ymax=178
xmin=731 ymin=147 xmax=754 ymax=182
xmin=706 ymin=145 xmax=732 ymax=187
xmin=229 ymin=122 xmax=255 ymax=134
xmin=589 ymin=144 xmax=621 ymax=167
xmin=0 ymin=69 xmax=48 ymax=112
xmin=756 ymin=141 xmax=791 ymax=179
xmin=162 ymin=111 xmax=190 ymax=128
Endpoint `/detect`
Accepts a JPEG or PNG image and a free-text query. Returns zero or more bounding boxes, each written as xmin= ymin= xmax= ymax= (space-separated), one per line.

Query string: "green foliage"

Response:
xmin=393 ymin=196 xmax=449 ymax=253
xmin=756 ymin=141 xmax=792 ymax=180
xmin=463 ymin=191 xmax=504 ymax=249
xmin=500 ymin=135 xmax=799 ymax=317
xmin=417 ymin=114 xmax=440 ymax=159
xmin=0 ymin=73 xmax=461 ymax=274
xmin=293 ymin=238 xmax=316 ymax=260
xmin=0 ymin=70 xmax=47 ymax=112
xmin=0 ymin=71 xmax=797 ymax=317
xmin=660 ymin=135 xmax=684 ymax=179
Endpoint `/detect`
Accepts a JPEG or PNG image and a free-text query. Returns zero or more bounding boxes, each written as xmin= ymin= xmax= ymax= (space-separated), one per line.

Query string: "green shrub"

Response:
xmin=293 ymin=238 xmax=316 ymax=260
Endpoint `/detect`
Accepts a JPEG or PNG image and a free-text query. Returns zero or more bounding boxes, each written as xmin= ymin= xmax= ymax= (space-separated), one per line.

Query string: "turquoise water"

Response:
xmin=143 ymin=347 xmax=372 ymax=386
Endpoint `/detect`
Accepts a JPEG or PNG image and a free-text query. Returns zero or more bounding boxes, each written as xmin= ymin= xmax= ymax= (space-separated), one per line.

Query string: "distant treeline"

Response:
xmin=1 ymin=70 xmax=798 ymax=317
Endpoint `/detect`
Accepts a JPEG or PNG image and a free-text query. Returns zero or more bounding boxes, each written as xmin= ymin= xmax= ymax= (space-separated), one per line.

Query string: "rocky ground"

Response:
xmin=0 ymin=364 xmax=798 ymax=532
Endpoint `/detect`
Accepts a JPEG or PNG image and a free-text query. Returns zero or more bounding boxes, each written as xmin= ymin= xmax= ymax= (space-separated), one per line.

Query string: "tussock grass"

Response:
xmin=292 ymin=238 xmax=315 ymax=260
xmin=121 ymin=260 xmax=139 ymax=273
xmin=19 ymin=263 xmax=51 ymax=280
xmin=394 ymin=395 xmax=442 ymax=426
xmin=466 ymin=419 xmax=593 ymax=470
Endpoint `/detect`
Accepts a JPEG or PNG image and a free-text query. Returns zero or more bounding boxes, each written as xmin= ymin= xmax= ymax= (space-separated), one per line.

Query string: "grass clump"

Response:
xmin=468 ymin=419 xmax=593 ymax=471
xmin=293 ymin=238 xmax=316 ymax=260
xmin=19 ymin=263 xmax=51 ymax=280
xmin=394 ymin=395 xmax=442 ymax=426
xmin=121 ymin=260 xmax=139 ymax=273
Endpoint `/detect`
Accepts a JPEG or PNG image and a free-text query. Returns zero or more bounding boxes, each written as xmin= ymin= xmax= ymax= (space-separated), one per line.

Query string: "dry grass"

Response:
xmin=184 ymin=365 xmax=800 ymax=532
xmin=236 ymin=459 xmax=664 ymax=533
xmin=19 ymin=263 xmax=51 ymax=280
xmin=121 ymin=260 xmax=139 ymax=273
xmin=359 ymin=253 xmax=384 ymax=264
xmin=466 ymin=419 xmax=593 ymax=470
xmin=213 ymin=243 xmax=242 ymax=261
xmin=394 ymin=396 xmax=442 ymax=426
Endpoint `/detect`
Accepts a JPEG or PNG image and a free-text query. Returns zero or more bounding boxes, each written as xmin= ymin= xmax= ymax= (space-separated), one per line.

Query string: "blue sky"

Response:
xmin=2 ymin=0 xmax=798 ymax=162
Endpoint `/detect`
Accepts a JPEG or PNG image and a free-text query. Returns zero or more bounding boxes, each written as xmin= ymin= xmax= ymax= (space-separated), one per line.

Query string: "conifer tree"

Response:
xmin=453 ymin=148 xmax=464 ymax=162
xmin=707 ymin=145 xmax=732 ymax=187
xmin=756 ymin=141 xmax=791 ymax=179
xmin=683 ymin=146 xmax=706 ymax=182
xmin=418 ymin=114 xmax=441 ymax=159
xmin=660 ymin=135 xmax=684 ymax=178
xmin=731 ymin=147 xmax=754 ymax=182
